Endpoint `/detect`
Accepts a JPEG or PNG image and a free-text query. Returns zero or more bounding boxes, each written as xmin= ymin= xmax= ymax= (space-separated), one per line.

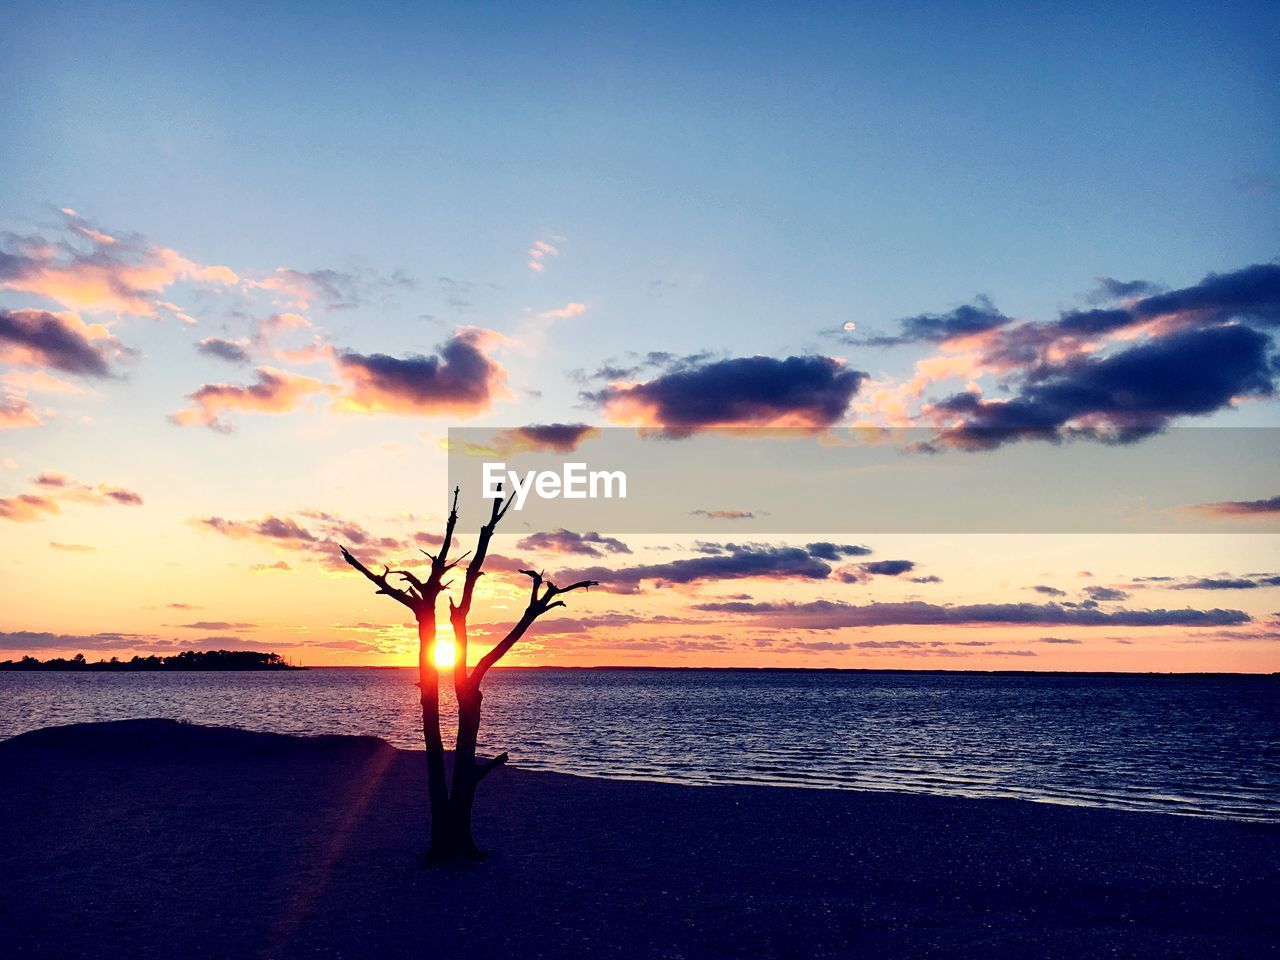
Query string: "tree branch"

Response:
xmin=340 ymin=546 xmax=419 ymax=611
xmin=449 ymin=486 xmax=516 ymax=690
xmin=476 ymin=751 xmax=509 ymax=781
xmin=470 ymin=571 xmax=599 ymax=684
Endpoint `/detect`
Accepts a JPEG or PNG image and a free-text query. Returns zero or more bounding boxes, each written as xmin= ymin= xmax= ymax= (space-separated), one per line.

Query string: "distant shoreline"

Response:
xmin=0 ymin=650 xmax=304 ymax=672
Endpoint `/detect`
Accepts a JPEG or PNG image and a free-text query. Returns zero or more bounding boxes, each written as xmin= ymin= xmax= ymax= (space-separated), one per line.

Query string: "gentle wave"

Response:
xmin=1 ymin=667 xmax=1276 ymax=822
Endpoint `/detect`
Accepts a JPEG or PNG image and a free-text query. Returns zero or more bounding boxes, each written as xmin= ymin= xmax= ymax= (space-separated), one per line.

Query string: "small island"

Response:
xmin=0 ymin=650 xmax=303 ymax=671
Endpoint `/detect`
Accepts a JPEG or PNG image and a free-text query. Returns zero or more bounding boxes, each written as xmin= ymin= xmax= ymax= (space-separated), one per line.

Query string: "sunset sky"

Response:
xmin=2 ymin=1 xmax=1278 ymax=671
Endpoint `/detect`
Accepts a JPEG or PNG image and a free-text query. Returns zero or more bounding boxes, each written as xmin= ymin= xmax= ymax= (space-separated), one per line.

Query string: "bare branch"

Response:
xmin=340 ymin=546 xmax=418 ymax=611
xmin=476 ymin=752 xmax=509 ymax=781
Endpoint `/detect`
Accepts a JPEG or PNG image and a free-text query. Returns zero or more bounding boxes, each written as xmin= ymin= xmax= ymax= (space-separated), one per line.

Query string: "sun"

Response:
xmin=432 ymin=639 xmax=457 ymax=670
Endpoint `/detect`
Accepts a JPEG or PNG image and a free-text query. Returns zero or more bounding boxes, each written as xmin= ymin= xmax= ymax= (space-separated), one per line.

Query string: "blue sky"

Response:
xmin=5 ymin=1 xmax=1276 ymax=348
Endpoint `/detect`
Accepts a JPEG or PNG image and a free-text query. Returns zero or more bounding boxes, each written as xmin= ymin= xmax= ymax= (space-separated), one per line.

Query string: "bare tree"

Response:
xmin=340 ymin=487 xmax=596 ymax=863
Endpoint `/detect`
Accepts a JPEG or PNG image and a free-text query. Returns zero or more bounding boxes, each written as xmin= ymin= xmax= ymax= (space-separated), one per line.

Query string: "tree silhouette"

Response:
xmin=341 ymin=487 xmax=596 ymax=863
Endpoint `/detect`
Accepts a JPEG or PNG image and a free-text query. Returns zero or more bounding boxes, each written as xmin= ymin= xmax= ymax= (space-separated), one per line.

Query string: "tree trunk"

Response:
xmin=448 ymin=686 xmax=486 ymax=860
xmin=417 ymin=617 xmax=452 ymax=861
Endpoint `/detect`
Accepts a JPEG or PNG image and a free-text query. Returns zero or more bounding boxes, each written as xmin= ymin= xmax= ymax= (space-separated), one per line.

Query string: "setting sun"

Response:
xmin=432 ymin=639 xmax=457 ymax=670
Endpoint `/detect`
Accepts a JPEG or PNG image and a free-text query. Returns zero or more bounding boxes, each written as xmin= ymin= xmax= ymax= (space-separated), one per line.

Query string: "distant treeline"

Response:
xmin=0 ymin=650 xmax=303 ymax=671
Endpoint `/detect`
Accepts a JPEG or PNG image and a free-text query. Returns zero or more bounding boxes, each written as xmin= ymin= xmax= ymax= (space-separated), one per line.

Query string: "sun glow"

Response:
xmin=432 ymin=639 xmax=457 ymax=670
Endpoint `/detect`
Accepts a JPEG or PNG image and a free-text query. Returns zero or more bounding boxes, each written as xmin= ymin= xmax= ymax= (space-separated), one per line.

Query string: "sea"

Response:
xmin=2 ymin=667 xmax=1276 ymax=822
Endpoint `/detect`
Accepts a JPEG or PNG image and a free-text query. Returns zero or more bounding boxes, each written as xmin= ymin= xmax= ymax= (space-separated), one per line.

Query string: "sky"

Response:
xmin=1 ymin=1 xmax=1278 ymax=671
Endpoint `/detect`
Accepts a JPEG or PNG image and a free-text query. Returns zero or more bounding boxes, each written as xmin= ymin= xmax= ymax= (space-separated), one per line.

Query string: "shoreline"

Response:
xmin=2 ymin=719 xmax=1277 ymax=958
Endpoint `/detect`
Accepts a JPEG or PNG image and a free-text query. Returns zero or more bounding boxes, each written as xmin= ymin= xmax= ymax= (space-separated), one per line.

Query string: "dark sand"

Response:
xmin=1 ymin=720 xmax=1276 ymax=959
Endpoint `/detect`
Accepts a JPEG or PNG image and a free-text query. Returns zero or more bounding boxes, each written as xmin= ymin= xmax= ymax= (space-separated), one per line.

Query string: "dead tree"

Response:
xmin=340 ymin=487 xmax=596 ymax=863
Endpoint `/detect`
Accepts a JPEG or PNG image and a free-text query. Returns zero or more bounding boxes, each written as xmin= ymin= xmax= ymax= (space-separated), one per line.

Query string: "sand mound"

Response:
xmin=0 ymin=717 xmax=392 ymax=756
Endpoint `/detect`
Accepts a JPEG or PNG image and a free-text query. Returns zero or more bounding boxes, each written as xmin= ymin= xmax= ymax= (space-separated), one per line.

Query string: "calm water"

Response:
xmin=2 ymin=668 xmax=1277 ymax=822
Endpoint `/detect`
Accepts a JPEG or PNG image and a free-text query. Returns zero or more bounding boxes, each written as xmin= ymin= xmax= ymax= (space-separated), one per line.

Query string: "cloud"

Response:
xmin=1038 ymin=636 xmax=1082 ymax=644
xmin=1128 ymin=262 xmax=1280 ymax=328
xmin=251 ymin=267 xmax=413 ymax=311
xmin=170 ymin=366 xmax=335 ymax=432
xmin=251 ymin=560 xmax=292 ymax=573
xmin=0 ymin=394 xmax=41 ymax=429
xmin=926 ymin=324 xmax=1274 ymax=449
xmin=857 ymin=559 xmax=916 ymax=577
xmin=195 ymin=509 xmax=414 ymax=570
xmin=1090 ymin=277 xmax=1163 ymax=301
xmin=690 ymin=509 xmax=757 ymax=520
xmin=1189 ymin=495 xmax=1280 ymax=518
xmin=487 ymin=423 xmax=600 ymax=453
xmin=692 ymin=599 xmax=1251 ymax=629
xmin=803 ymin=542 xmax=873 ymax=560
xmin=853 ymin=261 xmax=1280 ymax=444
xmin=589 ymin=354 xmax=866 ymax=433
xmin=516 ymin=529 xmax=632 ymax=558
xmin=836 ymin=559 xmax=918 ymax=583
xmin=334 ymin=327 xmax=508 ymax=417
xmin=0 ymin=209 xmax=238 ymax=316
xmin=1084 ymin=585 xmax=1129 ymax=601
xmin=1032 ymin=585 xmax=1067 ymax=597
xmin=559 ymin=543 xmax=836 ymax=593
xmin=49 ymin=541 xmax=95 ymax=552
xmin=0 ymin=472 xmax=143 ymax=522
xmin=1168 ymin=575 xmax=1280 ymax=590
xmin=0 ymin=308 xmax=125 ymax=376
xmin=0 ymin=492 xmax=58 ymax=522
xmin=0 ymin=630 xmax=166 ymax=651
xmin=527 ymin=239 xmax=560 ymax=273
xmin=196 ymin=337 xmax=252 ymax=364
xmin=858 ymin=297 xmax=1011 ymax=346
xmin=538 ymin=302 xmax=587 ymax=320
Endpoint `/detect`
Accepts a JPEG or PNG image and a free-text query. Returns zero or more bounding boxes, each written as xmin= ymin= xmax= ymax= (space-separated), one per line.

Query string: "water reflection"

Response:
xmin=1 ymin=668 xmax=1275 ymax=822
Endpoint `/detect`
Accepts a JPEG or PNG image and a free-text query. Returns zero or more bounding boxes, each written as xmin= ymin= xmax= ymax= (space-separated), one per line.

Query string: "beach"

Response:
xmin=1 ymin=719 xmax=1276 ymax=959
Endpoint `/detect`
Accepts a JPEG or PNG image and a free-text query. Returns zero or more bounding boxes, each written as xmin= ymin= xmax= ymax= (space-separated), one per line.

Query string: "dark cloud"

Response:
xmin=1170 ymin=575 xmax=1280 ymax=590
xmin=1189 ymin=495 xmax=1280 ymax=518
xmin=0 ymin=308 xmax=124 ymax=376
xmin=1032 ymin=585 xmax=1068 ymax=597
xmin=196 ymin=337 xmax=252 ymax=364
xmin=690 ymin=509 xmax=757 ymax=520
xmin=1084 ymin=586 xmax=1129 ymax=601
xmin=804 ymin=542 xmax=872 ymax=561
xmin=836 ymin=559 xmax=918 ymax=583
xmin=489 ymin=423 xmax=598 ymax=453
xmin=860 ymin=297 xmax=1011 ymax=346
xmin=692 ymin=599 xmax=1251 ymax=629
xmin=588 ymin=354 xmax=866 ymax=432
xmin=928 ymin=324 xmax=1274 ymax=449
xmin=335 ymin=328 xmax=506 ymax=417
xmin=1130 ymin=262 xmax=1280 ymax=328
xmin=560 ymin=544 xmax=835 ymax=593
xmin=1091 ymin=277 xmax=1163 ymax=302
xmin=858 ymin=559 xmax=916 ymax=577
xmin=517 ymin=529 xmax=632 ymax=558
xmin=1039 ymin=636 xmax=1082 ymax=644
xmin=176 ymin=621 xmax=257 ymax=630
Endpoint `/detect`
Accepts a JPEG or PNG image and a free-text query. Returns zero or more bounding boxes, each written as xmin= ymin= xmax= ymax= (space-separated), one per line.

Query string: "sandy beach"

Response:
xmin=1 ymin=719 xmax=1276 ymax=959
